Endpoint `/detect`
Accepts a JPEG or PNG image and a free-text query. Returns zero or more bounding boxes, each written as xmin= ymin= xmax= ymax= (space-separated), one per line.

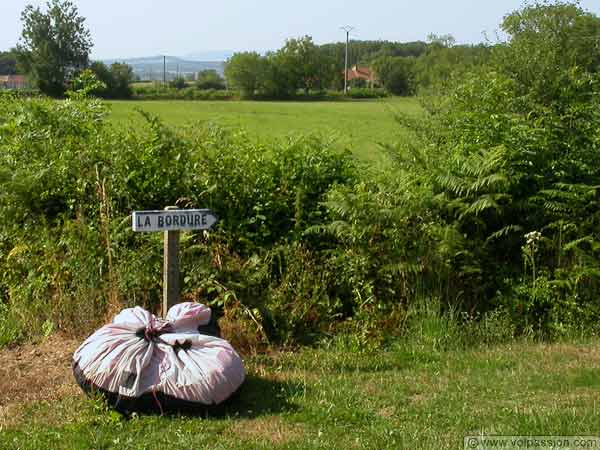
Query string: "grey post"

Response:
xmin=163 ymin=206 xmax=180 ymax=316
xmin=340 ymin=26 xmax=354 ymax=95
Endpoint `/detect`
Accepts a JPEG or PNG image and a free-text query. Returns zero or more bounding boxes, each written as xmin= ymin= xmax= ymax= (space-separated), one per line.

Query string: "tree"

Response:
xmin=318 ymin=40 xmax=429 ymax=88
xmin=224 ymin=52 xmax=267 ymax=98
xmin=0 ymin=50 xmax=19 ymax=75
xmin=109 ymin=63 xmax=134 ymax=98
xmin=169 ymin=76 xmax=186 ymax=90
xmin=372 ymin=56 xmax=415 ymax=95
xmin=69 ymin=68 xmax=106 ymax=98
xmin=88 ymin=61 xmax=111 ymax=95
xmin=196 ymin=69 xmax=226 ymax=90
xmin=16 ymin=0 xmax=92 ymax=97
xmin=260 ymin=52 xmax=297 ymax=98
xmin=426 ymin=33 xmax=456 ymax=48
xmin=89 ymin=61 xmax=134 ymax=98
xmin=496 ymin=0 xmax=600 ymax=101
xmin=413 ymin=43 xmax=491 ymax=91
xmin=275 ymin=36 xmax=333 ymax=94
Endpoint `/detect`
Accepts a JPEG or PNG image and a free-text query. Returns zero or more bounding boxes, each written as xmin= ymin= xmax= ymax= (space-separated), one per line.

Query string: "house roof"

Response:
xmin=344 ymin=65 xmax=377 ymax=82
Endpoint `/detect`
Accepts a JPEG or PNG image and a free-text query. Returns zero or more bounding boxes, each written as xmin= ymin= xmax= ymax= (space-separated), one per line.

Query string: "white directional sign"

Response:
xmin=132 ymin=209 xmax=217 ymax=232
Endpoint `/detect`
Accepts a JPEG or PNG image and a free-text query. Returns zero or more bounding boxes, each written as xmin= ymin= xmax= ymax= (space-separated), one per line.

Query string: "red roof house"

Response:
xmin=344 ymin=65 xmax=378 ymax=87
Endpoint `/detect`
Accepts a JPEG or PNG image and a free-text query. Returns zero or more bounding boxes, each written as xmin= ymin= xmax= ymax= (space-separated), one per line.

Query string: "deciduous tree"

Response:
xmin=196 ymin=69 xmax=226 ymax=90
xmin=224 ymin=52 xmax=266 ymax=98
xmin=372 ymin=56 xmax=415 ymax=95
xmin=16 ymin=0 xmax=92 ymax=97
xmin=0 ymin=50 xmax=19 ymax=75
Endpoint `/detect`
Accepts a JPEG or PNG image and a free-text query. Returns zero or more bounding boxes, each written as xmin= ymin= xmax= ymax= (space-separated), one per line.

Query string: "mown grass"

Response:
xmin=2 ymin=337 xmax=599 ymax=450
xmin=107 ymin=98 xmax=420 ymax=162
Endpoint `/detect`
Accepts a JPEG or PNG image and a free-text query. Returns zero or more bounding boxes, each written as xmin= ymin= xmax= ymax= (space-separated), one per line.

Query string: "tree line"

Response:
xmin=224 ymin=34 xmax=493 ymax=98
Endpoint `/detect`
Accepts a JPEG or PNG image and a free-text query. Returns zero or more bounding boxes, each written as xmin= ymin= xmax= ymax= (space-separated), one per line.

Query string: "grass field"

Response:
xmin=108 ymin=98 xmax=421 ymax=162
xmin=1 ymin=337 xmax=598 ymax=450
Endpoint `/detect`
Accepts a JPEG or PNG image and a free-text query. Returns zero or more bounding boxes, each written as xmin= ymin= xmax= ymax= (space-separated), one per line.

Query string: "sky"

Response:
xmin=1 ymin=0 xmax=600 ymax=60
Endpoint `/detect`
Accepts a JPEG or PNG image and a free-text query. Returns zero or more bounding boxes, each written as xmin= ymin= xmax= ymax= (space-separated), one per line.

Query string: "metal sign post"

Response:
xmin=132 ymin=207 xmax=218 ymax=316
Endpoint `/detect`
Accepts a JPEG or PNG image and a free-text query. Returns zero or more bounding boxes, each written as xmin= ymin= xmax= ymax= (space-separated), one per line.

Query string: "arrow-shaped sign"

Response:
xmin=132 ymin=209 xmax=218 ymax=232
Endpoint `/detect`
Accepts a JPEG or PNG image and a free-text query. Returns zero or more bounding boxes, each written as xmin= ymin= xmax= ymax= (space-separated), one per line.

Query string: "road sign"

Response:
xmin=132 ymin=207 xmax=218 ymax=316
xmin=132 ymin=209 xmax=217 ymax=233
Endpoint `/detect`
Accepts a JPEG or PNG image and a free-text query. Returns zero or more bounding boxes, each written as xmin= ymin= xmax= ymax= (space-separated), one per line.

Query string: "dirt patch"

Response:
xmin=228 ymin=416 xmax=306 ymax=444
xmin=0 ymin=333 xmax=82 ymax=424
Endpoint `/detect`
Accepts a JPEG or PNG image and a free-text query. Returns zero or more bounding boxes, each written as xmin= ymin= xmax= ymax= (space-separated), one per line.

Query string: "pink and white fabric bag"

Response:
xmin=73 ymin=302 xmax=245 ymax=413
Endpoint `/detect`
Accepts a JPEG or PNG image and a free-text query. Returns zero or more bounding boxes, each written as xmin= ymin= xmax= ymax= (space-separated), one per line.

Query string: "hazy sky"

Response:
xmin=1 ymin=1 xmax=600 ymax=59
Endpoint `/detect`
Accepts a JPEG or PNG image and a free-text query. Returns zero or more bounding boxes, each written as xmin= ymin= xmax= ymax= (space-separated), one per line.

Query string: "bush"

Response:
xmin=383 ymin=1 xmax=600 ymax=337
xmin=1 ymin=2 xmax=598 ymax=348
xmin=89 ymin=62 xmax=135 ymax=99
xmin=0 ymin=95 xmax=358 ymax=346
xmin=131 ymin=84 xmax=236 ymax=100
xmin=169 ymin=77 xmax=186 ymax=90
xmin=346 ymin=88 xmax=388 ymax=99
xmin=196 ymin=70 xmax=226 ymax=90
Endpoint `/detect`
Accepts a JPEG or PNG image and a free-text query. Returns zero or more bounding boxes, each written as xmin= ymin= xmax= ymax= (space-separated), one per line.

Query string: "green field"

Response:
xmin=108 ymin=98 xmax=420 ymax=162
xmin=2 ymin=338 xmax=598 ymax=450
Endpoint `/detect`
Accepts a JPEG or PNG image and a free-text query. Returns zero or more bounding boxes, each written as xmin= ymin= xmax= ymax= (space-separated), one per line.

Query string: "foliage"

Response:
xmin=222 ymin=34 xmax=493 ymax=99
xmin=196 ymin=69 xmax=226 ymax=90
xmin=275 ymin=36 xmax=334 ymax=94
xmin=320 ymin=39 xmax=429 ymax=90
xmin=16 ymin=0 xmax=92 ymax=97
xmin=69 ymin=68 xmax=107 ymax=98
xmin=372 ymin=56 xmax=415 ymax=95
xmin=412 ymin=42 xmax=491 ymax=92
xmin=0 ymin=50 xmax=19 ymax=75
xmin=224 ymin=52 xmax=266 ymax=99
xmin=386 ymin=0 xmax=600 ymax=336
xmin=0 ymin=94 xmax=359 ymax=345
xmin=97 ymin=62 xmax=135 ymax=98
xmin=3 ymin=1 xmax=600 ymax=348
xmin=169 ymin=76 xmax=186 ymax=90
xmin=224 ymin=37 xmax=392 ymax=99
xmin=495 ymin=0 xmax=600 ymax=101
xmin=131 ymin=84 xmax=235 ymax=100
xmin=345 ymin=87 xmax=388 ymax=99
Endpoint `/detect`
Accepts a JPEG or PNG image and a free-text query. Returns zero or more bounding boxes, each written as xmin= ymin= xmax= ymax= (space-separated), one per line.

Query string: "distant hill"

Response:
xmin=184 ymin=50 xmax=233 ymax=61
xmin=100 ymin=55 xmax=225 ymax=81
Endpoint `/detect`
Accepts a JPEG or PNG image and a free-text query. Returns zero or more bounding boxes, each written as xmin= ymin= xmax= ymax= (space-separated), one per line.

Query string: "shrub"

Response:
xmin=346 ymin=87 xmax=388 ymax=99
xmin=0 ymin=94 xmax=358 ymax=345
xmin=196 ymin=69 xmax=226 ymax=90
xmin=169 ymin=77 xmax=186 ymax=90
xmin=131 ymin=84 xmax=236 ymax=101
xmin=384 ymin=1 xmax=600 ymax=337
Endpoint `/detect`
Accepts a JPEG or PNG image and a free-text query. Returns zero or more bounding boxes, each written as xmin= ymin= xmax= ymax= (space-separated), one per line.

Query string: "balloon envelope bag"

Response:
xmin=73 ymin=303 xmax=245 ymax=413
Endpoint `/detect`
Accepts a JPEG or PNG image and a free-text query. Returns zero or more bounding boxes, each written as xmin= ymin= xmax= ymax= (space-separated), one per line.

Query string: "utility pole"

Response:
xmin=163 ymin=55 xmax=167 ymax=85
xmin=340 ymin=26 xmax=355 ymax=95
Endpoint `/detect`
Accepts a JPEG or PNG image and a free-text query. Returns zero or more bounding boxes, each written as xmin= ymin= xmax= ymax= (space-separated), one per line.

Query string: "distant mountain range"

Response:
xmin=184 ymin=50 xmax=234 ymax=61
xmin=100 ymin=54 xmax=228 ymax=81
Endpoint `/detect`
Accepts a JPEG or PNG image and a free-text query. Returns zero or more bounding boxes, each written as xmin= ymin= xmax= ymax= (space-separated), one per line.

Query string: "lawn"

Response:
xmin=1 ymin=336 xmax=598 ymax=450
xmin=108 ymin=98 xmax=420 ymax=162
